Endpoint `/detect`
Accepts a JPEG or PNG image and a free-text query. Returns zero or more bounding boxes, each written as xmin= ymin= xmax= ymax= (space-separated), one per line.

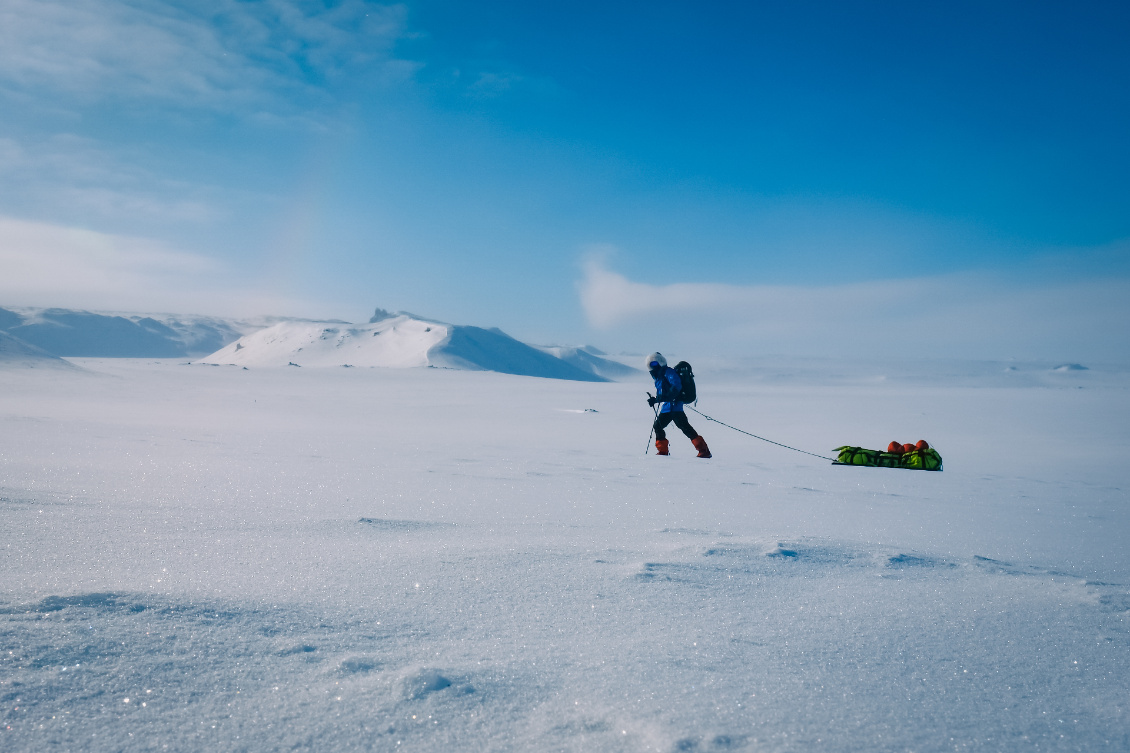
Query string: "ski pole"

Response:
xmin=645 ymin=393 xmax=659 ymax=454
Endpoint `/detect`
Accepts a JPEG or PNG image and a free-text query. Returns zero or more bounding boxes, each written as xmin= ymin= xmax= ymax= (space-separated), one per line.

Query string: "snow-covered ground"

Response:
xmin=2 ymin=358 xmax=1127 ymax=751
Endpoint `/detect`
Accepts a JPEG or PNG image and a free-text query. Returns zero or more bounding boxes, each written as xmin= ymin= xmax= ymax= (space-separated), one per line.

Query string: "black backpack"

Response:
xmin=673 ymin=361 xmax=696 ymax=404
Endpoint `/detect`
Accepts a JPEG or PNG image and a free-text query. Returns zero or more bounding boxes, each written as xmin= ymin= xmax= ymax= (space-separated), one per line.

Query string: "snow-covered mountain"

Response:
xmin=0 ymin=305 xmax=633 ymax=382
xmin=537 ymin=344 xmax=639 ymax=380
xmin=198 ymin=314 xmax=617 ymax=382
xmin=0 ymin=329 xmax=78 ymax=369
xmin=0 ymin=306 xmax=245 ymax=357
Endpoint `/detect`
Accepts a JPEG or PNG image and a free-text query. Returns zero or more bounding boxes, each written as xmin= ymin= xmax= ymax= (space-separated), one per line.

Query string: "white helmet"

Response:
xmin=646 ymin=352 xmax=666 ymax=370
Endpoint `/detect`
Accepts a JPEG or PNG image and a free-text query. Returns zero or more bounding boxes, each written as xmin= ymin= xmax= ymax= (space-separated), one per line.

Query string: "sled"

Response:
xmin=833 ymin=445 xmax=943 ymax=471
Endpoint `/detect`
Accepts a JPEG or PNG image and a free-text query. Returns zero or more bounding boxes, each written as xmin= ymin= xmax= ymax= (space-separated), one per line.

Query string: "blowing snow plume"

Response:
xmin=199 ymin=314 xmax=609 ymax=382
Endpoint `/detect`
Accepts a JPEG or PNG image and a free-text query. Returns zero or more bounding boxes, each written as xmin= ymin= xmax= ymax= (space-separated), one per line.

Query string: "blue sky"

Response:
xmin=1 ymin=0 xmax=1127 ymax=361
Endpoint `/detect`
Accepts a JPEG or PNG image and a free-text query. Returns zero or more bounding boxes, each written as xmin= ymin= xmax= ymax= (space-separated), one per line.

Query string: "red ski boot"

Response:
xmin=655 ymin=438 xmax=670 ymax=456
xmin=691 ymin=436 xmax=712 ymax=458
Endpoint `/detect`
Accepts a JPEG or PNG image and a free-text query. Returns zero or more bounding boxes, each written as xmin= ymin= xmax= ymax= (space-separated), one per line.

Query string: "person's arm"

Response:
xmin=657 ymin=370 xmax=682 ymax=403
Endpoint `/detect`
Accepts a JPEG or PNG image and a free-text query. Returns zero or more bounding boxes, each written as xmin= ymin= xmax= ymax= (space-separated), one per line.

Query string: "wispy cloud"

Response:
xmin=578 ymin=255 xmax=1130 ymax=362
xmin=0 ymin=0 xmax=415 ymax=116
xmin=0 ymin=215 xmax=311 ymax=316
xmin=0 ymin=134 xmax=231 ymax=225
xmin=0 ymin=2 xmax=419 ymax=236
xmin=451 ymin=65 xmax=561 ymax=102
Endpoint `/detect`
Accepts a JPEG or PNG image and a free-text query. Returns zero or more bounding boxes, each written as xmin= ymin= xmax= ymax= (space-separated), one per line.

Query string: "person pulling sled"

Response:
xmin=647 ymin=352 xmax=711 ymax=458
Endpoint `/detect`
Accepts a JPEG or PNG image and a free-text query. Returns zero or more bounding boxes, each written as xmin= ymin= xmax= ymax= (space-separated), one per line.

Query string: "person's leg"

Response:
xmin=672 ymin=411 xmax=711 ymax=458
xmin=653 ymin=412 xmax=674 ymax=455
xmin=671 ymin=411 xmax=698 ymax=439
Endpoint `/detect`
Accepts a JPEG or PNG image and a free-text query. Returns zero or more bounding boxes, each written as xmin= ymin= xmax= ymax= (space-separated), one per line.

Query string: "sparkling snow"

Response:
xmin=1 ymin=358 xmax=1127 ymax=751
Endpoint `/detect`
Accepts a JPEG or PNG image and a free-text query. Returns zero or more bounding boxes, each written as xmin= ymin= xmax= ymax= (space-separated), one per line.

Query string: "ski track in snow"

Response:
xmin=1 ymin=358 xmax=1128 ymax=752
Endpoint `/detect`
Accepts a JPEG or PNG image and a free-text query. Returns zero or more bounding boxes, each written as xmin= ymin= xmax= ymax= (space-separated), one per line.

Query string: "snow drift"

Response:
xmin=199 ymin=315 xmax=610 ymax=382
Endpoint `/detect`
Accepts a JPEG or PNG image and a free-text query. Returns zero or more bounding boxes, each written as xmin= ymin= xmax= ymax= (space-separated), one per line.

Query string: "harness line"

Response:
xmin=686 ymin=406 xmax=835 ymax=462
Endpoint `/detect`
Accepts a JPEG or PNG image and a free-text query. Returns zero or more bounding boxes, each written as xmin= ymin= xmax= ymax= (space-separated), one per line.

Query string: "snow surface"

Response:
xmin=200 ymin=315 xmax=613 ymax=382
xmin=2 ymin=357 xmax=1128 ymax=751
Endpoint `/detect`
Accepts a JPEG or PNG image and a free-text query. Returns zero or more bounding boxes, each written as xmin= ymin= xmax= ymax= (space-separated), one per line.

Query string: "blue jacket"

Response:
xmin=652 ymin=366 xmax=684 ymax=414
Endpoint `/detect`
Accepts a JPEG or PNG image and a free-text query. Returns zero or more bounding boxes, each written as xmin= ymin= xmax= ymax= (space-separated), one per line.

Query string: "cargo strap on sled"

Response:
xmin=833 ymin=446 xmax=943 ymax=471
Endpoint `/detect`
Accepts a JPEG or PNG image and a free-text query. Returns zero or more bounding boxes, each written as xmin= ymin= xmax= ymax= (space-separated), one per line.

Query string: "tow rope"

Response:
xmin=687 ymin=406 xmax=836 ymax=462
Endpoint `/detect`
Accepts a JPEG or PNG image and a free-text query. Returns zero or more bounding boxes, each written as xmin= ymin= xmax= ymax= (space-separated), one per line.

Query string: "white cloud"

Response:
xmin=0 ymin=2 xmax=418 ymax=234
xmin=0 ymin=215 xmax=310 ymax=316
xmin=0 ymin=0 xmax=414 ymax=115
xmin=0 ymin=134 xmax=230 ymax=225
xmin=578 ymin=256 xmax=1130 ymax=363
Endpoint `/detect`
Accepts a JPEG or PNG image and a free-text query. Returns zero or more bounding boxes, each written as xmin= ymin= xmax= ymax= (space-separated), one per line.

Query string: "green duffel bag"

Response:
xmin=877 ymin=452 xmax=905 ymax=468
xmin=901 ymin=448 xmax=943 ymax=471
xmin=834 ymin=446 xmax=882 ymax=466
xmin=834 ymin=445 xmax=944 ymax=471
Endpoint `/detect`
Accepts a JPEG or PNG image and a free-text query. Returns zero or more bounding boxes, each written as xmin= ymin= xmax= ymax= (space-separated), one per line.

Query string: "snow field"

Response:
xmin=2 ymin=359 xmax=1128 ymax=751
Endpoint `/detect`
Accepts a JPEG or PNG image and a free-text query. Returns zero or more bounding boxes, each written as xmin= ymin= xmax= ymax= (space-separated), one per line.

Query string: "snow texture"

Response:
xmin=1 ymin=356 xmax=1128 ymax=752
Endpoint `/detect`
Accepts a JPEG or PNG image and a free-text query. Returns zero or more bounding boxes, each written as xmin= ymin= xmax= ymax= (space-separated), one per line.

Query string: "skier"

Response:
xmin=646 ymin=352 xmax=711 ymax=458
